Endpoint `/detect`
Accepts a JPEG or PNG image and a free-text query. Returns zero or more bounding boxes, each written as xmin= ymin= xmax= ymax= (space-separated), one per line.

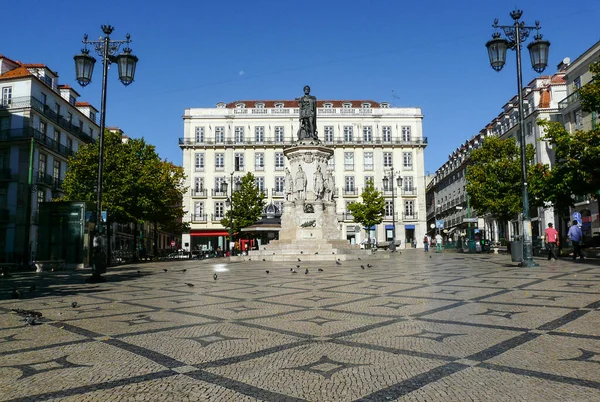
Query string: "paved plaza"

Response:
xmin=1 ymin=251 xmax=600 ymax=401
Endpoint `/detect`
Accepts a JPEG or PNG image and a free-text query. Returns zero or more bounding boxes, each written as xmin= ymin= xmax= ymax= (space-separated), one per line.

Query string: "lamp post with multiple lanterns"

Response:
xmin=382 ymin=169 xmax=403 ymax=251
xmin=485 ymin=10 xmax=549 ymax=267
xmin=74 ymin=25 xmax=138 ymax=280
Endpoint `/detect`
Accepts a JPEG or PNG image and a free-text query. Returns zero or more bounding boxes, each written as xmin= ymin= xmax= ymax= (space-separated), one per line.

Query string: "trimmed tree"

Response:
xmin=220 ymin=172 xmax=266 ymax=249
xmin=347 ymin=179 xmax=385 ymax=247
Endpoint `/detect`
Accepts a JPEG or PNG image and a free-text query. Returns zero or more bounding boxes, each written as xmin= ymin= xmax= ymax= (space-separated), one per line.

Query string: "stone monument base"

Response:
xmin=248 ymin=239 xmax=390 ymax=262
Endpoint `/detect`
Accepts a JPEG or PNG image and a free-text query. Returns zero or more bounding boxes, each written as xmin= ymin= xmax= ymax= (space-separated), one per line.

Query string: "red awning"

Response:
xmin=190 ymin=231 xmax=229 ymax=237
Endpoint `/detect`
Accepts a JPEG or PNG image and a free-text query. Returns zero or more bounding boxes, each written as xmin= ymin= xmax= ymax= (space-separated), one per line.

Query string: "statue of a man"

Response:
xmin=313 ymin=166 xmax=324 ymax=200
xmin=296 ymin=85 xmax=317 ymax=140
xmin=285 ymin=167 xmax=294 ymax=201
xmin=325 ymin=170 xmax=335 ymax=202
xmin=295 ymin=166 xmax=307 ymax=201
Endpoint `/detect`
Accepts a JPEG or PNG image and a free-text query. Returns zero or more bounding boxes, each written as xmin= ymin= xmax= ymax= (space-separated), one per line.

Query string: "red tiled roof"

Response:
xmin=0 ymin=65 xmax=32 ymax=80
xmin=58 ymin=84 xmax=81 ymax=96
xmin=226 ymin=100 xmax=381 ymax=108
xmin=75 ymin=102 xmax=91 ymax=106
xmin=22 ymin=63 xmax=46 ymax=68
xmin=0 ymin=54 xmax=20 ymax=65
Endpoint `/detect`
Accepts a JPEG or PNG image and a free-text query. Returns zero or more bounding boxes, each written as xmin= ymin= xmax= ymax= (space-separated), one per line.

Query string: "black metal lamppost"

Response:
xmin=223 ymin=173 xmax=240 ymax=255
xmin=486 ymin=10 xmax=550 ymax=267
xmin=382 ymin=169 xmax=402 ymax=251
xmin=74 ymin=25 xmax=138 ymax=280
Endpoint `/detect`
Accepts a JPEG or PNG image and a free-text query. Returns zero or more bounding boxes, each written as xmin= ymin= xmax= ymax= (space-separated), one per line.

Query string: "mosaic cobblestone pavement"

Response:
xmin=1 ymin=251 xmax=600 ymax=401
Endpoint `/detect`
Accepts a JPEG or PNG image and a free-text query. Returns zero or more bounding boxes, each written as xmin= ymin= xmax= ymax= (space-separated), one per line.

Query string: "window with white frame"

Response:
xmin=53 ymin=160 xmax=60 ymax=181
xmin=363 ymin=152 xmax=373 ymax=171
xmin=574 ymin=108 xmax=583 ymax=129
xmin=382 ymin=126 xmax=392 ymax=142
xmin=38 ymin=153 xmax=47 ymax=176
xmin=324 ymin=126 xmax=333 ymax=142
xmin=363 ymin=126 xmax=373 ymax=142
xmin=194 ymin=201 xmax=204 ymax=217
xmin=405 ymin=200 xmax=415 ymax=216
xmin=401 ymin=126 xmax=411 ymax=142
xmin=54 ymin=130 xmax=60 ymax=143
xmin=364 ymin=176 xmax=374 ymax=188
xmin=234 ymin=153 xmax=244 ymax=171
xmin=383 ymin=152 xmax=393 ymax=168
xmin=1 ymin=87 xmax=12 ymax=105
xmin=215 ymin=126 xmax=225 ymax=143
xmin=323 ymin=102 xmax=333 ymax=108
xmin=255 ymin=152 xmax=264 ymax=170
xmin=343 ymin=126 xmax=353 ymax=142
xmin=275 ymin=152 xmax=284 ymax=169
xmin=344 ymin=152 xmax=354 ymax=170
xmin=255 ymin=176 xmax=265 ymax=193
xmin=328 ymin=157 xmax=335 ymax=170
xmin=194 ymin=152 xmax=204 ymax=170
xmin=345 ymin=176 xmax=355 ymax=191
xmin=274 ymin=126 xmax=284 ymax=142
xmin=215 ymin=153 xmax=224 ymax=170
xmin=274 ymin=103 xmax=284 ymax=109
xmin=403 ymin=152 xmax=413 ymax=169
xmin=574 ymin=76 xmax=582 ymax=89
xmin=214 ymin=177 xmax=225 ymax=192
xmin=214 ymin=202 xmax=225 ymax=219
xmin=342 ymin=102 xmax=352 ymax=108
xmin=385 ymin=200 xmax=393 ymax=216
xmin=403 ymin=176 xmax=413 ymax=190
xmin=275 ymin=176 xmax=284 ymax=192
xmin=194 ymin=177 xmax=204 ymax=192
xmin=255 ymin=126 xmax=264 ymax=142
xmin=37 ymin=189 xmax=45 ymax=208
xmin=39 ymin=121 xmax=47 ymax=135
xmin=234 ymin=126 xmax=244 ymax=142
xmin=195 ymin=127 xmax=205 ymax=142
xmin=361 ymin=102 xmax=371 ymax=109
xmin=526 ymin=122 xmax=533 ymax=136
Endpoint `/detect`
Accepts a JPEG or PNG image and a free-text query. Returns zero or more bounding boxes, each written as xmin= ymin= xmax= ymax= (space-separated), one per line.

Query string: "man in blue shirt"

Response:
xmin=567 ymin=220 xmax=585 ymax=260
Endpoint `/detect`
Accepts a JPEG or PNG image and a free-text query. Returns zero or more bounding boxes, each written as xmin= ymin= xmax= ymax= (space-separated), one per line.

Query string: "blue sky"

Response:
xmin=3 ymin=0 xmax=600 ymax=173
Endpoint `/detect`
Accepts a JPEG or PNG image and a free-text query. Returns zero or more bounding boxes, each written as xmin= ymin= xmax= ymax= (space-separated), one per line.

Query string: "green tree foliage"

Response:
xmin=465 ymin=136 xmax=544 ymax=224
xmin=578 ymin=60 xmax=600 ymax=115
xmin=220 ymin=172 xmax=266 ymax=241
xmin=61 ymin=130 xmax=187 ymax=230
xmin=347 ymin=179 xmax=385 ymax=245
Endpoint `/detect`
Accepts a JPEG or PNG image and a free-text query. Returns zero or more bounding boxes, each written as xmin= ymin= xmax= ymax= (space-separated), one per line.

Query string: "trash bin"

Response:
xmin=510 ymin=240 xmax=523 ymax=262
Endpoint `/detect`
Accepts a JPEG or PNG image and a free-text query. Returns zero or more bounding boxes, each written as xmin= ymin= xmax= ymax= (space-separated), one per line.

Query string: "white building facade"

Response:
xmin=180 ymin=99 xmax=427 ymax=251
xmin=0 ymin=54 xmax=99 ymax=263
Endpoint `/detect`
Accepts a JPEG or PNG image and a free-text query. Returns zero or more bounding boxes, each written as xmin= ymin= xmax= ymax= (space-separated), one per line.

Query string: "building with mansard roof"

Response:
xmin=0 ymin=54 xmax=99 ymax=264
xmin=180 ymin=98 xmax=427 ymax=252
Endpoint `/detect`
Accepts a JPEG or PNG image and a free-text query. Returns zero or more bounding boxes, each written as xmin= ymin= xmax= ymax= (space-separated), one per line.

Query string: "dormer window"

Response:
xmin=274 ymin=103 xmax=284 ymax=108
xmin=216 ymin=102 xmax=226 ymax=108
xmin=380 ymin=102 xmax=390 ymax=108
xmin=235 ymin=103 xmax=246 ymax=109
xmin=323 ymin=102 xmax=333 ymax=109
xmin=342 ymin=102 xmax=352 ymax=108
xmin=90 ymin=112 xmax=96 ymax=122
xmin=69 ymin=95 xmax=76 ymax=105
xmin=361 ymin=102 xmax=371 ymax=108
xmin=255 ymin=102 xmax=265 ymax=109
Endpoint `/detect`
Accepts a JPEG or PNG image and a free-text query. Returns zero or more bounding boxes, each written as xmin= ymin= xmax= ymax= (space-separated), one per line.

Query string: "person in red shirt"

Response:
xmin=545 ymin=222 xmax=559 ymax=260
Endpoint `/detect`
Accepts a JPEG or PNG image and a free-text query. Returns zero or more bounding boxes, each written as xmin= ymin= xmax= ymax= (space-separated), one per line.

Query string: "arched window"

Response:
xmin=235 ymin=102 xmax=246 ymax=109
xmin=342 ymin=102 xmax=352 ymax=108
xmin=323 ymin=102 xmax=333 ymax=108
xmin=274 ymin=102 xmax=284 ymax=108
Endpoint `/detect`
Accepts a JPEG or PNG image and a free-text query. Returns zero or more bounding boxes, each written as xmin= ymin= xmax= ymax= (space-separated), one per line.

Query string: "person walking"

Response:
xmin=544 ymin=222 xmax=559 ymax=261
xmin=435 ymin=233 xmax=443 ymax=253
xmin=423 ymin=235 xmax=429 ymax=252
xmin=567 ymin=220 xmax=585 ymax=260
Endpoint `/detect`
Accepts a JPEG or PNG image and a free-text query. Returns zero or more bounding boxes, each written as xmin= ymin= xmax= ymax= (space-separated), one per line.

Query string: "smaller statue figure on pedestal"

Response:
xmin=324 ymin=170 xmax=335 ymax=202
xmin=313 ymin=166 xmax=325 ymax=200
xmin=295 ymin=166 xmax=307 ymax=201
xmin=285 ymin=167 xmax=294 ymax=201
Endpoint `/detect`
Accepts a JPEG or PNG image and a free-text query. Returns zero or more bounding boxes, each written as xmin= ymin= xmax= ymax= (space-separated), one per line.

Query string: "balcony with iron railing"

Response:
xmin=558 ymin=91 xmax=580 ymax=110
xmin=191 ymin=189 xmax=207 ymax=197
xmin=191 ymin=214 xmax=208 ymax=223
xmin=401 ymin=187 xmax=417 ymax=196
xmin=179 ymin=136 xmax=428 ymax=148
xmin=211 ymin=214 xmax=224 ymax=222
xmin=402 ymin=212 xmax=419 ymax=221
xmin=0 ymin=127 xmax=75 ymax=158
xmin=211 ymin=189 xmax=227 ymax=198
xmin=271 ymin=188 xmax=285 ymax=197
xmin=343 ymin=188 xmax=359 ymax=196
xmin=0 ymin=96 xmax=96 ymax=143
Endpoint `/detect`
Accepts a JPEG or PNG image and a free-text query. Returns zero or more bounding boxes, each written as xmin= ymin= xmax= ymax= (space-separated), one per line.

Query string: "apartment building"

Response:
xmin=426 ymin=67 xmax=566 ymax=245
xmin=180 ymin=99 xmax=427 ymax=251
xmin=0 ymin=54 xmax=99 ymax=263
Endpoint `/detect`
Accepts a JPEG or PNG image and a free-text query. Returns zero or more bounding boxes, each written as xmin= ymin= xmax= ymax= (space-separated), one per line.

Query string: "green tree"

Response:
xmin=578 ymin=60 xmax=600 ymax=115
xmin=466 ymin=136 xmax=545 ymax=236
xmin=220 ymin=172 xmax=265 ymax=245
xmin=347 ymin=179 xmax=385 ymax=246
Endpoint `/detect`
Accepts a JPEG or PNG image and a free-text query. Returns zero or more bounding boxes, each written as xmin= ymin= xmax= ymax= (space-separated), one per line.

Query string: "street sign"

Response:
xmin=573 ymin=212 xmax=582 ymax=225
xmin=435 ymin=219 xmax=444 ymax=229
xmin=463 ymin=218 xmax=478 ymax=223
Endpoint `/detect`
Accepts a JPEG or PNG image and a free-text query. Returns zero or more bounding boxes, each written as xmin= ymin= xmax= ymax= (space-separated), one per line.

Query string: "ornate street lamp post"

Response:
xmin=74 ymin=25 xmax=138 ymax=281
xmin=486 ymin=10 xmax=549 ymax=267
xmin=223 ymin=173 xmax=239 ymax=255
xmin=383 ymin=168 xmax=403 ymax=252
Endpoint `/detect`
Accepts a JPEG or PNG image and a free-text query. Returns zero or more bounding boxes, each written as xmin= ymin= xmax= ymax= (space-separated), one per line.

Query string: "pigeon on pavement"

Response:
xmin=298 ymin=258 xmax=301 ymax=262
xmin=185 ymin=283 xmax=194 ymax=287
xmin=213 ymin=273 xmax=218 ymax=280
xmin=265 ymin=270 xmax=270 ymax=274
xmin=361 ymin=265 xmax=365 ymax=269
xmin=163 ymin=269 xmax=168 ymax=272
xmin=318 ymin=268 xmax=323 ymax=272
xmin=71 ymin=302 xmax=78 ymax=308
xmin=367 ymin=264 xmax=373 ymax=268
xmin=305 ymin=268 xmax=309 ymax=274
xmin=335 ymin=261 xmax=342 ymax=265
xmin=292 ymin=270 xmax=297 ymax=274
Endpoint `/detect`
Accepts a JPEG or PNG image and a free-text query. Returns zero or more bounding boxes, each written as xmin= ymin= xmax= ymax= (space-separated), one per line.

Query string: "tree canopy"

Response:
xmin=220 ymin=172 xmax=266 ymax=240
xmin=465 ymin=136 xmax=545 ymax=223
xmin=60 ymin=130 xmax=187 ymax=230
xmin=347 ymin=179 xmax=385 ymax=243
